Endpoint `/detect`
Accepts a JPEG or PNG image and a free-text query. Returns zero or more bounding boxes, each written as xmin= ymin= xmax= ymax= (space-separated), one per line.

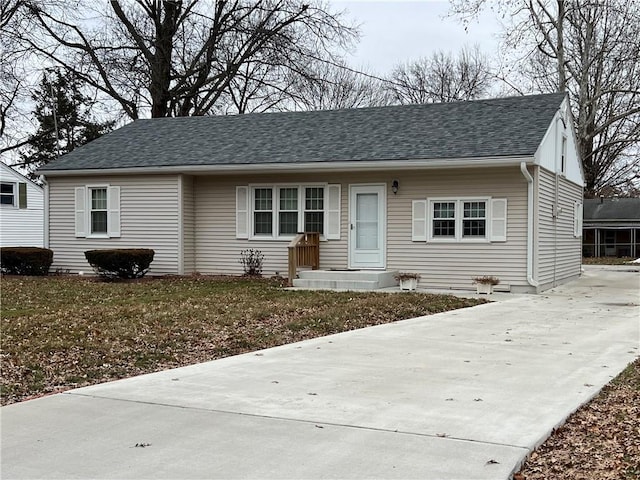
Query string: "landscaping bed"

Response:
xmin=0 ymin=275 xmax=484 ymax=405
xmin=516 ymin=358 xmax=640 ymax=480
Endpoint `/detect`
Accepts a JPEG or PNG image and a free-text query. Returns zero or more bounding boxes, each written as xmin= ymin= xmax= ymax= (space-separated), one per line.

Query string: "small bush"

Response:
xmin=84 ymin=249 xmax=155 ymax=280
xmin=0 ymin=247 xmax=53 ymax=276
xmin=239 ymin=249 xmax=264 ymax=276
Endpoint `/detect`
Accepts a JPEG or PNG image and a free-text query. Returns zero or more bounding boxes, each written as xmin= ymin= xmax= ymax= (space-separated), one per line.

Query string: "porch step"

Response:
xmin=292 ymin=270 xmax=399 ymax=291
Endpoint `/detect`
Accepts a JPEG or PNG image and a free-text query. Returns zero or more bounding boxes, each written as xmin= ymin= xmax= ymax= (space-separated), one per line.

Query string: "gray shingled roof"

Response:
xmin=39 ymin=92 xmax=566 ymax=172
xmin=584 ymin=198 xmax=640 ymax=222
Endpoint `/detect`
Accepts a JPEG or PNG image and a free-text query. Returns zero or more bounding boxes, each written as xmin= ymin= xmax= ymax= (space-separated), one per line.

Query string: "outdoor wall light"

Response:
xmin=391 ymin=179 xmax=399 ymax=194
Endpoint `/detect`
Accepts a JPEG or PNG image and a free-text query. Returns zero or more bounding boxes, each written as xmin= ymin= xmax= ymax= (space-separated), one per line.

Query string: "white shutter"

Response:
xmin=107 ymin=186 xmax=121 ymax=238
xmin=74 ymin=187 xmax=86 ymax=238
xmin=412 ymin=200 xmax=427 ymax=241
xmin=18 ymin=183 xmax=27 ymax=209
xmin=574 ymin=201 xmax=583 ymax=237
xmin=236 ymin=186 xmax=249 ymax=239
xmin=490 ymin=198 xmax=507 ymax=242
xmin=326 ymin=184 xmax=341 ymax=240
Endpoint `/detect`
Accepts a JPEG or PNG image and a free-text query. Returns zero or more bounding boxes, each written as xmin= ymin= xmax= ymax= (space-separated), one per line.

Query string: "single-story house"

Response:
xmin=38 ymin=92 xmax=584 ymax=293
xmin=583 ymin=197 xmax=640 ymax=258
xmin=0 ymin=162 xmax=44 ymax=247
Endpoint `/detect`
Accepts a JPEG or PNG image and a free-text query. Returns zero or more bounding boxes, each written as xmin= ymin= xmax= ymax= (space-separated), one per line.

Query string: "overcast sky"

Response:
xmin=330 ymin=0 xmax=503 ymax=74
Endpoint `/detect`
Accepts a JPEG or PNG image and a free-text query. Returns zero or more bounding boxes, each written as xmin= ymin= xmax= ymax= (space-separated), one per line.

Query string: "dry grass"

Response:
xmin=0 ymin=275 xmax=484 ymax=406
xmin=516 ymin=358 xmax=640 ymax=480
xmin=582 ymin=256 xmax=636 ymax=265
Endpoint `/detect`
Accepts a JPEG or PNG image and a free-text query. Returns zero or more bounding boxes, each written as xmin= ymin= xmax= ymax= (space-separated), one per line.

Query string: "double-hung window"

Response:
xmin=1 ymin=182 xmax=15 ymax=206
xmin=462 ymin=201 xmax=486 ymax=238
xmin=278 ymin=187 xmax=298 ymax=235
xmin=251 ymin=185 xmax=325 ymax=238
xmin=428 ymin=198 xmax=490 ymax=242
xmin=90 ymin=187 xmax=108 ymax=234
xmin=432 ymin=201 xmax=456 ymax=238
xmin=253 ymin=188 xmax=273 ymax=236
xmin=245 ymin=184 xmax=338 ymax=239
xmin=304 ymin=187 xmax=324 ymax=234
xmin=75 ymin=185 xmax=120 ymax=238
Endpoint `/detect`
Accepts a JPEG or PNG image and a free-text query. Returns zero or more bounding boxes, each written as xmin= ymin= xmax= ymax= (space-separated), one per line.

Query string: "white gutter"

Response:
xmin=38 ymin=155 xmax=533 ymax=177
xmin=39 ymin=175 xmax=49 ymax=249
xmin=520 ymin=162 xmax=539 ymax=289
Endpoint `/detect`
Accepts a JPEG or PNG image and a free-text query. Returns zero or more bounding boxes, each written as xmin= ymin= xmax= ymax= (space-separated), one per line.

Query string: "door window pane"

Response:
xmin=356 ymin=193 xmax=378 ymax=249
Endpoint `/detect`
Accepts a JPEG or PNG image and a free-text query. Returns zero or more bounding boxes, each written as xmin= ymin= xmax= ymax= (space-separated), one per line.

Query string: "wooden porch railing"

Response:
xmin=288 ymin=232 xmax=320 ymax=286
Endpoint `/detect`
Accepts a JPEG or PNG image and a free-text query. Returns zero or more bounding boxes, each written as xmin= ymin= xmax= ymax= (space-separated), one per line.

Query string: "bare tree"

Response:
xmin=13 ymin=0 xmax=357 ymax=120
xmin=0 ymin=0 xmax=31 ymax=154
xmin=386 ymin=46 xmax=494 ymax=104
xmin=287 ymin=60 xmax=390 ymax=110
xmin=450 ymin=0 xmax=640 ymax=197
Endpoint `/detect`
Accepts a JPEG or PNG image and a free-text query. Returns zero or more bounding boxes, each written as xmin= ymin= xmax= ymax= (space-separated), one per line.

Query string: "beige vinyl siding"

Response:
xmin=195 ymin=174 xmax=347 ymax=275
xmin=195 ymin=167 xmax=529 ymax=290
xmin=535 ymin=167 xmax=582 ymax=288
xmin=387 ymin=168 xmax=528 ymax=291
xmin=181 ymin=175 xmax=195 ymax=274
xmin=48 ymin=175 xmax=180 ymax=274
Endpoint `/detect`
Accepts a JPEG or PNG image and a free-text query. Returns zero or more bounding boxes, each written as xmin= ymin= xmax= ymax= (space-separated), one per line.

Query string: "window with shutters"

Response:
xmin=75 ymin=185 xmax=120 ymax=238
xmin=245 ymin=184 xmax=338 ymax=240
xmin=421 ymin=197 xmax=505 ymax=243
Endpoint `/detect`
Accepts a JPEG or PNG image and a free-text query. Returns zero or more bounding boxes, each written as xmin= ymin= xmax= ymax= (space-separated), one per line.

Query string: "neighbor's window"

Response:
xmin=304 ymin=187 xmax=324 ymax=234
xmin=90 ymin=187 xmax=108 ymax=234
xmin=1 ymin=182 xmax=15 ymax=206
xmin=254 ymin=187 xmax=273 ymax=236
xmin=462 ymin=201 xmax=486 ymax=238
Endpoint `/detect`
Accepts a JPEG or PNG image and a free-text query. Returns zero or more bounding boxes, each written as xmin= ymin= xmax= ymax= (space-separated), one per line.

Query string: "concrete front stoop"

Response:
xmin=292 ymin=270 xmax=398 ymax=290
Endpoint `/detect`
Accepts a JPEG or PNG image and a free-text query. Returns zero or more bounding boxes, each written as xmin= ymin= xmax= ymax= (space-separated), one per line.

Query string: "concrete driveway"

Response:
xmin=2 ymin=265 xmax=638 ymax=479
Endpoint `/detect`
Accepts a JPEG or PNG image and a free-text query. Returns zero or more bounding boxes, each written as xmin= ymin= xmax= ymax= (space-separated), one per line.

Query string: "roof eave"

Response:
xmin=38 ymin=155 xmax=535 ymax=177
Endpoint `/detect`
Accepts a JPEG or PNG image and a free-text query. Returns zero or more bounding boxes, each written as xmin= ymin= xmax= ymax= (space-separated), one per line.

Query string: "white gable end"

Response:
xmin=0 ymin=163 xmax=45 ymax=247
xmin=534 ymin=97 xmax=584 ymax=187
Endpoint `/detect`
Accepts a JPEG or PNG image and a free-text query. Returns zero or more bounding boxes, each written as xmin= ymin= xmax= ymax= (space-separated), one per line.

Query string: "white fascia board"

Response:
xmin=38 ymin=156 xmax=534 ymax=177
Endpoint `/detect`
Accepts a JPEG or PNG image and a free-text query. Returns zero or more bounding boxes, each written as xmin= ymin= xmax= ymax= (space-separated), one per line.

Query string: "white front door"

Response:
xmin=349 ymin=184 xmax=386 ymax=269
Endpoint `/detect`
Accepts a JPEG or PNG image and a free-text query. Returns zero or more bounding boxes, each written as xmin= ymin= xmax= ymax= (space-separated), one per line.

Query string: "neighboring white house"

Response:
xmin=38 ymin=93 xmax=585 ymax=292
xmin=0 ymin=163 xmax=44 ymax=247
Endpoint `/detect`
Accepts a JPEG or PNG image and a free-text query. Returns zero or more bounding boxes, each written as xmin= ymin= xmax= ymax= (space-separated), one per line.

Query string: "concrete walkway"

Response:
xmin=2 ymin=265 xmax=638 ymax=479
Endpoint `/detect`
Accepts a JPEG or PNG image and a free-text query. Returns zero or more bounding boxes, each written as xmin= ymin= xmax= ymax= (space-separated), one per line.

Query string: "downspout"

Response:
xmin=39 ymin=175 xmax=49 ymax=249
xmin=520 ymin=162 xmax=539 ymax=290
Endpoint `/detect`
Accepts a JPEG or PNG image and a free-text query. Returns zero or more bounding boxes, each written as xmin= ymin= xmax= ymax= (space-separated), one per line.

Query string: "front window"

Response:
xmin=254 ymin=188 xmax=273 ymax=236
xmin=1 ymin=182 xmax=15 ymax=206
xmin=279 ymin=187 xmax=298 ymax=235
xmin=304 ymin=187 xmax=324 ymax=234
xmin=250 ymin=185 xmax=326 ymax=238
xmin=90 ymin=187 xmax=108 ymax=234
xmin=432 ymin=201 xmax=456 ymax=238
xmin=462 ymin=201 xmax=486 ymax=238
